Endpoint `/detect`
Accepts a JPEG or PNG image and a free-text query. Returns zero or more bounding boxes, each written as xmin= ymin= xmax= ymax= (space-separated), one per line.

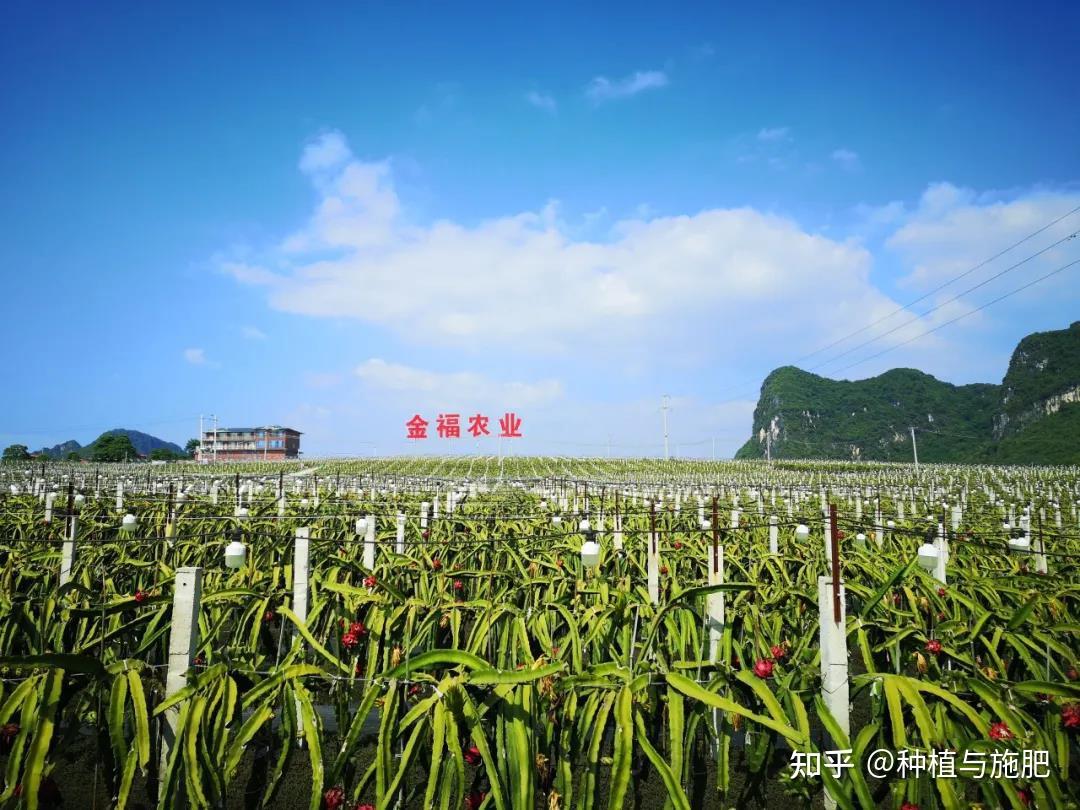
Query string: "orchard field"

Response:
xmin=0 ymin=457 xmax=1078 ymax=810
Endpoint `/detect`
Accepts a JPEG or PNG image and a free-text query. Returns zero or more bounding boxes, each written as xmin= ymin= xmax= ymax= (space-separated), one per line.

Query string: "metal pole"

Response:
xmin=910 ymin=427 xmax=919 ymax=472
xmin=661 ymin=395 xmax=670 ymax=461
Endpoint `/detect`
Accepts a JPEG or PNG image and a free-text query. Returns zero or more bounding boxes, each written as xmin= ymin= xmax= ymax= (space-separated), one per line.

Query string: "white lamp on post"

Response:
xmin=579 ymin=518 xmax=600 ymax=570
xmin=917 ymin=542 xmax=939 ymax=572
xmin=225 ymin=538 xmax=247 ymax=569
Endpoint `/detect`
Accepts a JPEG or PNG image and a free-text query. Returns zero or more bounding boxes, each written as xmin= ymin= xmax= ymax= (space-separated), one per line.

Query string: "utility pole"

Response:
xmin=211 ymin=414 xmax=218 ymax=464
xmin=661 ymin=395 xmax=671 ymax=461
xmin=910 ymin=426 xmax=919 ymax=472
xmin=198 ymin=415 xmax=203 ymax=463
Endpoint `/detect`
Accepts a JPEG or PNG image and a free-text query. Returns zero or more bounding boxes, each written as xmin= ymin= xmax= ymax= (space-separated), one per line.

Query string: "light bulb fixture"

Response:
xmin=225 ymin=539 xmax=247 ymax=569
xmin=917 ymin=542 xmax=939 ymax=571
xmin=580 ymin=538 xmax=601 ymax=569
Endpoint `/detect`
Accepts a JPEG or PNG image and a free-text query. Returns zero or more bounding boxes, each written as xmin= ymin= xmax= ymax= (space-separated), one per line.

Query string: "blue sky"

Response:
xmin=3 ymin=1 xmax=1079 ymax=457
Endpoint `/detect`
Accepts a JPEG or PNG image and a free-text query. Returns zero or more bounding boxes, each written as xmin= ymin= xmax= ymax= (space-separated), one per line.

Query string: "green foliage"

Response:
xmin=2 ymin=444 xmax=31 ymax=461
xmin=999 ymin=321 xmax=1080 ymax=431
xmin=0 ymin=459 xmax=1078 ymax=809
xmin=89 ymin=432 xmax=139 ymax=462
xmin=990 ymin=401 xmax=1080 ymax=465
xmin=149 ymin=448 xmax=184 ymax=461
xmin=738 ymin=321 xmax=1080 ymax=463
xmin=735 ymin=366 xmax=997 ymax=461
xmin=184 ymin=438 xmax=200 ymax=458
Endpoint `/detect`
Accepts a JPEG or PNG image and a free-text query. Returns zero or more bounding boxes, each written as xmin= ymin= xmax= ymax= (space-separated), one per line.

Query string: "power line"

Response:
xmin=708 ymin=206 xmax=1080 ymax=408
xmin=792 ymin=203 xmax=1080 ymax=366
xmin=808 ymin=228 xmax=1079 ymax=374
xmin=830 ymin=256 xmax=1080 ymax=376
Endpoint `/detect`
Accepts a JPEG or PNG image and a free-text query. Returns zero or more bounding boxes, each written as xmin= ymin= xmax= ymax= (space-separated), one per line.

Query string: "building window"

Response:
xmin=271 ymin=440 xmax=282 ymax=449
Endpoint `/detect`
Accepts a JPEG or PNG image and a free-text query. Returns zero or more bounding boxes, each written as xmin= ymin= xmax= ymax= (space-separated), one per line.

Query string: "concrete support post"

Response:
xmin=60 ymin=514 xmax=78 ymax=587
xmin=1034 ymin=524 xmax=1048 ymax=575
xmin=817 ymin=575 xmax=849 ymax=810
xmin=768 ymin=515 xmax=778 ymax=555
xmin=292 ymin=529 xmax=310 ymax=743
xmin=160 ymin=567 xmax=203 ymax=777
xmin=395 ymin=513 xmax=406 ymax=555
xmin=934 ymin=523 xmax=948 ymax=585
xmin=707 ymin=545 xmax=725 ymax=662
xmin=293 ymin=528 xmax=310 ymax=624
xmin=364 ymin=515 xmax=376 ymax=570
xmin=823 ymin=510 xmax=833 ymax=561
xmin=647 ymin=508 xmax=659 ymax=606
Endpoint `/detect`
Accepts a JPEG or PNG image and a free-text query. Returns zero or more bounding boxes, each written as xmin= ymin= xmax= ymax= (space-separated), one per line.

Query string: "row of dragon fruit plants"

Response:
xmin=0 ymin=458 xmax=1076 ymax=808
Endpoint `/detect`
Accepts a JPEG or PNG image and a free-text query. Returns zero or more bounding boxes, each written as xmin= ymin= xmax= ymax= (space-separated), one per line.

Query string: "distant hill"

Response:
xmin=36 ymin=439 xmax=83 ymax=459
xmin=37 ymin=429 xmax=185 ymax=459
xmin=735 ymin=321 xmax=1080 ymax=465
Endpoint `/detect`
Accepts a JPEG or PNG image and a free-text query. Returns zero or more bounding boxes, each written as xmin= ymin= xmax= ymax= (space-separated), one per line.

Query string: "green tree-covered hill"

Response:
xmin=736 ymin=321 xmax=1080 ymax=464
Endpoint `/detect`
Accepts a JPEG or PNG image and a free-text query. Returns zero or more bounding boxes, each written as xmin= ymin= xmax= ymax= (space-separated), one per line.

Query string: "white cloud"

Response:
xmin=277 ymin=159 xmax=400 ymax=254
xmin=225 ymin=133 xmax=946 ymax=365
xmin=221 ymin=261 xmax=282 ymax=286
xmin=886 ymin=183 xmax=1080 ymax=290
xmin=581 ymin=206 xmax=608 ymax=229
xmin=241 ymin=326 xmax=267 ymax=340
xmin=299 ymin=131 xmax=352 ymax=175
xmin=757 ymin=126 xmax=791 ymax=142
xmin=586 ymin=70 xmax=668 ymax=102
xmin=831 ymin=148 xmax=860 ymax=170
xmin=217 ymin=135 xmax=1080 ymax=452
xmin=355 ymin=359 xmax=564 ymax=409
xmin=853 ymin=200 xmax=905 ymax=228
xmin=525 ymin=91 xmax=557 ymax=113
xmin=183 ymin=348 xmax=206 ymax=365
xmin=304 ymin=371 xmax=344 ymax=389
